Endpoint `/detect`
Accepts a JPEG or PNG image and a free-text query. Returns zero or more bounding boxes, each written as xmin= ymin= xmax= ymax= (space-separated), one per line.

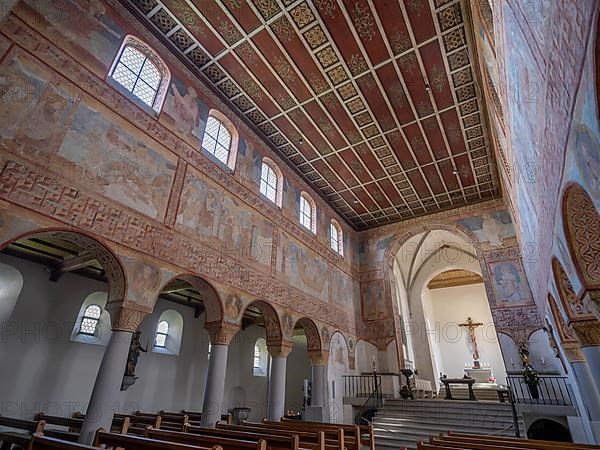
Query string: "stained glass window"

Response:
xmin=79 ymin=304 xmax=102 ymax=336
xmin=154 ymin=320 xmax=169 ymax=348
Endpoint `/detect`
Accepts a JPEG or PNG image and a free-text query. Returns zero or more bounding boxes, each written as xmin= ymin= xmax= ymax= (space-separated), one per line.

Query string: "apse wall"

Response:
xmin=0 ymin=255 xmax=272 ymax=418
xmin=426 ymin=283 xmax=507 ymax=385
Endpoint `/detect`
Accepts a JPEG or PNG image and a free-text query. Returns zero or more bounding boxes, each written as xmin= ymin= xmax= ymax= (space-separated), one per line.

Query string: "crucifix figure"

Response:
xmin=459 ymin=317 xmax=484 ymax=361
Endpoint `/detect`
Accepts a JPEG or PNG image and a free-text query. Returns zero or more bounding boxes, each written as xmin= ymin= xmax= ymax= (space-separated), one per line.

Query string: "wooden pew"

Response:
xmin=247 ymin=421 xmax=346 ymax=450
xmin=112 ymin=413 xmax=160 ymax=435
xmin=29 ymin=435 xmax=99 ymax=450
xmin=276 ymin=418 xmax=371 ymax=450
xmin=33 ymin=414 xmax=83 ymax=442
xmin=158 ymin=411 xmax=190 ymax=431
xmin=184 ymin=424 xmax=299 ymax=450
xmin=182 ymin=411 xmax=233 ymax=426
xmin=423 ymin=438 xmax=529 ymax=450
xmin=145 ymin=427 xmax=267 ymax=450
xmin=94 ymin=429 xmax=223 ymax=450
xmin=438 ymin=432 xmax=600 ymax=450
xmin=71 ymin=412 xmax=129 ymax=435
xmin=0 ymin=416 xmax=46 ymax=450
xmin=219 ymin=422 xmax=337 ymax=450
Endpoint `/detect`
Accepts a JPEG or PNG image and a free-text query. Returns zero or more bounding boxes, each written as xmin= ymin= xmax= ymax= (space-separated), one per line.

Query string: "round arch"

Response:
xmin=156 ymin=273 xmax=224 ymax=324
xmin=551 ymin=257 xmax=592 ymax=321
xmin=294 ymin=317 xmax=322 ymax=353
xmin=562 ymin=183 xmax=600 ymax=294
xmin=0 ymin=228 xmax=126 ymax=304
xmin=384 ymin=223 xmax=487 ymax=368
xmin=241 ymin=299 xmax=283 ymax=346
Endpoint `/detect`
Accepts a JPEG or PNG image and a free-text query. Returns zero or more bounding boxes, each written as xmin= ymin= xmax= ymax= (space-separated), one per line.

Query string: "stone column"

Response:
xmin=78 ymin=305 xmax=146 ymax=444
xmin=305 ymin=351 xmax=329 ymax=421
xmin=565 ymin=345 xmax=600 ymax=421
xmin=267 ymin=342 xmax=292 ymax=421
xmin=571 ymin=319 xmax=600 ymax=395
xmin=201 ymin=322 xmax=239 ymax=428
xmin=0 ymin=0 xmax=19 ymax=22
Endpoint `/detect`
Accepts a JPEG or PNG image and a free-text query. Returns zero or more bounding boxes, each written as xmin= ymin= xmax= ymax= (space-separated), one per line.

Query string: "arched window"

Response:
xmin=71 ymin=292 xmax=111 ymax=345
xmin=260 ymin=157 xmax=283 ymax=207
xmin=152 ymin=309 xmax=184 ymax=355
xmin=108 ymin=35 xmax=170 ymax=113
xmin=201 ymin=110 xmax=238 ymax=170
xmin=299 ymin=192 xmax=316 ymax=233
xmin=330 ymin=219 xmax=343 ymax=255
xmin=253 ymin=338 xmax=269 ymax=377
xmin=79 ymin=304 xmax=102 ymax=336
xmin=154 ymin=320 xmax=169 ymax=348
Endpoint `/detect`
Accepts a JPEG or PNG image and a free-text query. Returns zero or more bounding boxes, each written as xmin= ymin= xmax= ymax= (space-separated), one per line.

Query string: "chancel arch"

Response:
xmin=389 ymin=226 xmax=508 ymax=397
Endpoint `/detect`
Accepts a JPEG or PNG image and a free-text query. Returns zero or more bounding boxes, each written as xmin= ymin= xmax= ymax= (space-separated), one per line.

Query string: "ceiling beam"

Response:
xmin=50 ymin=252 xmax=97 ymax=282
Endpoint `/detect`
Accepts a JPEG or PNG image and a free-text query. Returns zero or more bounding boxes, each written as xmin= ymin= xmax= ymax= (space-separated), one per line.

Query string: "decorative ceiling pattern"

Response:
xmin=121 ymin=0 xmax=499 ymax=230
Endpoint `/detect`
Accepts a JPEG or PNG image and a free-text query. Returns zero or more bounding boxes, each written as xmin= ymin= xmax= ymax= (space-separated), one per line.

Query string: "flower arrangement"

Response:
xmin=522 ymin=363 xmax=540 ymax=386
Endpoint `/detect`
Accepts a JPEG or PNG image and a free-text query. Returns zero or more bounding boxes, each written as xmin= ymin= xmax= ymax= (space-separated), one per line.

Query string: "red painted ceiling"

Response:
xmin=122 ymin=0 xmax=499 ymax=230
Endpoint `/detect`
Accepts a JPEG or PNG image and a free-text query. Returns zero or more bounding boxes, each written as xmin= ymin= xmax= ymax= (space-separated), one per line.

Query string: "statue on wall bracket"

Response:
xmin=121 ymin=331 xmax=148 ymax=391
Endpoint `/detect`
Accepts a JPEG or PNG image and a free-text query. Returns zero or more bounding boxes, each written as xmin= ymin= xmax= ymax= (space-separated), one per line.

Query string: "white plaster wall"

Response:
xmin=427 ymin=283 xmax=507 ymax=385
xmin=0 ymin=255 xmax=270 ymax=419
xmin=355 ymin=339 xmax=378 ymax=373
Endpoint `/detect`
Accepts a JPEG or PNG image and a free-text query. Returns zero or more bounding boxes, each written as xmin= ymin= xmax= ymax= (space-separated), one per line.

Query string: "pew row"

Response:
xmin=184 ymin=424 xmax=299 ymax=450
xmin=0 ymin=416 xmax=46 ymax=450
xmin=94 ymin=430 xmax=223 ymax=450
xmin=275 ymin=418 xmax=374 ymax=450
xmin=418 ymin=432 xmax=600 ymax=450
xmin=145 ymin=427 xmax=267 ymax=450
xmin=218 ymin=423 xmax=339 ymax=450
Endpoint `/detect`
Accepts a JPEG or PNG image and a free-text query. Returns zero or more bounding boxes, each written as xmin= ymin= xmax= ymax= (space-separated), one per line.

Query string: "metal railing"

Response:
xmin=353 ymin=374 xmax=383 ymax=425
xmin=507 ymin=375 xmax=573 ymax=406
xmin=343 ymin=374 xmax=382 ymax=398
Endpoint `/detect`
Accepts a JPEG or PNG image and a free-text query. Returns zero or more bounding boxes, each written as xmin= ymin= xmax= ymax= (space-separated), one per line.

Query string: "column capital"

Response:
xmin=308 ymin=350 xmax=329 ymax=365
xmin=582 ymin=289 xmax=600 ymax=322
xmin=105 ymin=303 xmax=147 ymax=332
xmin=205 ymin=321 xmax=240 ymax=345
xmin=268 ymin=340 xmax=293 ymax=358
xmin=563 ymin=342 xmax=586 ymax=363
xmin=570 ymin=319 xmax=600 ymax=348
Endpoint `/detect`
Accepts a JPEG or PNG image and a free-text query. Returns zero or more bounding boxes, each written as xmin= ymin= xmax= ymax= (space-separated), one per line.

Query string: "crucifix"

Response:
xmin=459 ymin=317 xmax=484 ymax=361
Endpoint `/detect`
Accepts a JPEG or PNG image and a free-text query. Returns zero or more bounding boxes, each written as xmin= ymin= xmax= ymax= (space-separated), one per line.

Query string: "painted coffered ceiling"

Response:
xmin=120 ymin=0 xmax=500 ymax=230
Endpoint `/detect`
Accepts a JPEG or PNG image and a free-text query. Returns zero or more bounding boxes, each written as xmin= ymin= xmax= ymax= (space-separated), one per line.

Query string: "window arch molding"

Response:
xmin=201 ymin=109 xmax=239 ymax=170
xmin=299 ymin=191 xmax=316 ymax=234
xmin=260 ymin=157 xmax=283 ymax=208
xmin=330 ymin=219 xmax=344 ymax=256
xmin=152 ymin=309 xmax=184 ymax=355
xmin=108 ymin=34 xmax=171 ymax=114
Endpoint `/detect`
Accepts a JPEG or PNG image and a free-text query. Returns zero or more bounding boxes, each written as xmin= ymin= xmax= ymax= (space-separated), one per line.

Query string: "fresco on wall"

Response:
xmin=58 ymin=100 xmax=177 ymax=220
xmin=359 ymin=235 xmax=393 ymax=267
xmin=22 ymin=0 xmax=122 ymax=70
xmin=456 ymin=211 xmax=515 ymax=246
xmin=330 ymin=266 xmax=353 ymax=306
xmin=0 ymin=52 xmax=80 ymax=157
xmin=277 ymin=231 xmax=329 ymax=303
xmin=361 ymin=279 xmax=386 ymax=321
xmin=161 ymin=78 xmax=208 ymax=146
xmin=487 ymin=259 xmax=534 ymax=308
xmin=574 ymin=125 xmax=600 ymax=200
xmin=176 ymin=166 xmax=273 ymax=271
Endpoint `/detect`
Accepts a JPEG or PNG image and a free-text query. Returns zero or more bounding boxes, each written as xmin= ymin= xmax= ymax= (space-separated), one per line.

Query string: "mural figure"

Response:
xmin=132 ymin=261 xmax=160 ymax=300
xmin=225 ymin=294 xmax=242 ymax=321
xmin=488 ymin=260 xmax=533 ymax=307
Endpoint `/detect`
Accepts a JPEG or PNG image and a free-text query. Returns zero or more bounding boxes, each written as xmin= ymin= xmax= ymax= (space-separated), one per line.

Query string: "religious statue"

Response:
xmin=544 ymin=318 xmax=567 ymax=372
xmin=459 ymin=317 xmax=483 ymax=361
xmin=125 ymin=331 xmax=147 ymax=377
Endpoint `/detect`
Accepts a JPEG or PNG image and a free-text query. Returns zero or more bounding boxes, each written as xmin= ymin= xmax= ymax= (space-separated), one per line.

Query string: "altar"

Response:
xmin=465 ymin=367 xmax=493 ymax=383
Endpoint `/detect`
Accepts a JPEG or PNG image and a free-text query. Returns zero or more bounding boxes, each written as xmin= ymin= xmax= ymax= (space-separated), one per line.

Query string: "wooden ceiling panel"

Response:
xmin=122 ymin=0 xmax=499 ymax=229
